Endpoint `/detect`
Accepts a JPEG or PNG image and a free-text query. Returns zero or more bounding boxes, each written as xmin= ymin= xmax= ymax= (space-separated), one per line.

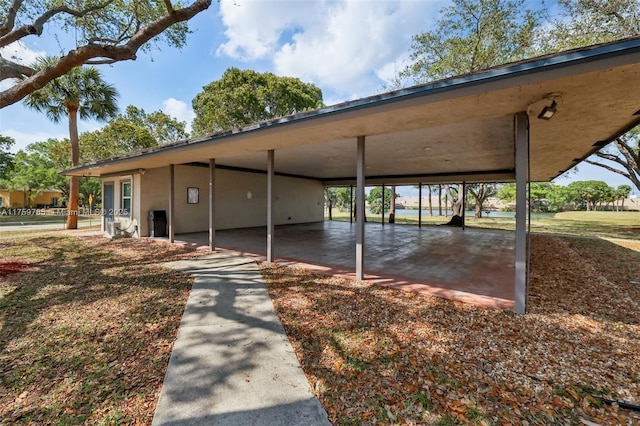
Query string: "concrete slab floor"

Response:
xmin=168 ymin=221 xmax=516 ymax=310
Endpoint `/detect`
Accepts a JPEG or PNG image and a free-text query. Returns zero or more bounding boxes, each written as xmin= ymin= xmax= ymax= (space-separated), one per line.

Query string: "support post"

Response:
xmin=349 ymin=185 xmax=353 ymax=224
xmin=514 ymin=112 xmax=530 ymax=314
xmin=381 ymin=183 xmax=385 ymax=225
xmin=356 ymin=136 xmax=365 ymax=281
xmin=169 ymin=164 xmax=175 ymax=243
xmin=461 ymin=181 xmax=467 ymax=230
xmin=418 ymin=183 xmax=422 ymax=228
xmin=209 ymin=159 xmax=216 ymax=251
xmin=267 ymin=150 xmax=275 ymax=263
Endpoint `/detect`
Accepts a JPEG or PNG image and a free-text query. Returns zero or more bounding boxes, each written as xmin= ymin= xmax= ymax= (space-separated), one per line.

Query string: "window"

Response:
xmin=121 ymin=181 xmax=131 ymax=216
xmin=51 ymin=197 xmax=59 ymax=207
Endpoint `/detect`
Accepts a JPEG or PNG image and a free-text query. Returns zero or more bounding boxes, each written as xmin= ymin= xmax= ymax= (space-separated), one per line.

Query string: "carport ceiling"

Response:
xmin=65 ymin=37 xmax=640 ymax=184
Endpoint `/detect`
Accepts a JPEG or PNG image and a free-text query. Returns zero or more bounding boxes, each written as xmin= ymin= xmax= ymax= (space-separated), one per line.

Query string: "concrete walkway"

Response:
xmin=152 ymin=250 xmax=330 ymax=425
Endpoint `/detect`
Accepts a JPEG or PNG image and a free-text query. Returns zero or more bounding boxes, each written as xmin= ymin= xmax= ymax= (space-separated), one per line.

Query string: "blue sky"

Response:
xmin=0 ymin=0 xmax=635 ymax=194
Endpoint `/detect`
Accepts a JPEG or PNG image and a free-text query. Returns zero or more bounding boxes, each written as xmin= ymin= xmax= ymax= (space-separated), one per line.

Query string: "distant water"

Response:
xmin=369 ymin=209 xmax=553 ymax=218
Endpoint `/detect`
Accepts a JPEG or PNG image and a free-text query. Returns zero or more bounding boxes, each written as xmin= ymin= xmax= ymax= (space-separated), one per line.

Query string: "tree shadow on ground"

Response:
xmin=0 ymin=235 xmax=195 ymax=424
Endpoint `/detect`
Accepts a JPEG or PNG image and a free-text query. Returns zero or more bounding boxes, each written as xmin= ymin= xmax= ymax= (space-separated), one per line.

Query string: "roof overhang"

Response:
xmin=63 ymin=36 xmax=640 ymax=185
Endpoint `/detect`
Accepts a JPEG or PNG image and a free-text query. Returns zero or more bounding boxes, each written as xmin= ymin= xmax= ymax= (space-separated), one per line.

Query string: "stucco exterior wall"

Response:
xmin=139 ymin=167 xmax=170 ymax=237
xmin=0 ymin=189 xmax=63 ymax=208
xmin=173 ymin=165 xmax=210 ymax=234
xmin=213 ymin=167 xmax=325 ymax=230
xmin=134 ymin=165 xmax=324 ymax=236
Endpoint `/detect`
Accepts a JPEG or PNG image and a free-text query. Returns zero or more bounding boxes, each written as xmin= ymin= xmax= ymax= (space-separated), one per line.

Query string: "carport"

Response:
xmin=64 ymin=36 xmax=640 ymax=313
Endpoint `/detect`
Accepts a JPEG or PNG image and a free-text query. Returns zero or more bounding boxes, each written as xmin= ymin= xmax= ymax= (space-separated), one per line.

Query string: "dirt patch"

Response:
xmin=0 ymin=261 xmax=32 ymax=277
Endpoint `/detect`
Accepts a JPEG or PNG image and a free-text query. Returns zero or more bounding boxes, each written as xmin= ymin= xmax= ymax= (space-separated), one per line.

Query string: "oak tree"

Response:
xmin=0 ymin=0 xmax=213 ymax=108
xmin=0 ymin=134 xmax=14 ymax=180
xmin=2 ymin=142 xmax=68 ymax=207
xmin=79 ymin=105 xmax=187 ymax=163
xmin=192 ymin=67 xmax=324 ymax=135
xmin=398 ymin=0 xmax=541 ymax=218
xmin=399 ymin=0 xmax=540 ymax=84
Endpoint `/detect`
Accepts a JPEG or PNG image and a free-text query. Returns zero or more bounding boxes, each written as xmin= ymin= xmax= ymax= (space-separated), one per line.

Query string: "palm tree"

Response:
xmin=23 ymin=57 xmax=119 ymax=229
xmin=616 ymin=184 xmax=632 ymax=211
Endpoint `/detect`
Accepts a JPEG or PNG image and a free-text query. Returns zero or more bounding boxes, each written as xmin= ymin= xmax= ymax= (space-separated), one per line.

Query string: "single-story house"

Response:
xmin=0 ymin=188 xmax=63 ymax=209
xmin=63 ymin=36 xmax=640 ymax=313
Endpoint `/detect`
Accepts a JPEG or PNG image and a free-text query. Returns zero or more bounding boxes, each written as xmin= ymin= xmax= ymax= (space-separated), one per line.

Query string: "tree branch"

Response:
xmin=584 ymin=158 xmax=630 ymax=178
xmin=0 ymin=0 xmax=24 ymax=38
xmin=583 ymin=158 xmax=640 ymax=191
xmin=0 ymin=1 xmax=115 ymax=48
xmin=613 ymin=137 xmax=639 ymax=168
xmin=593 ymin=151 xmax=625 ymax=164
xmin=0 ymin=0 xmax=212 ymax=109
xmin=0 ymin=55 xmax=35 ymax=79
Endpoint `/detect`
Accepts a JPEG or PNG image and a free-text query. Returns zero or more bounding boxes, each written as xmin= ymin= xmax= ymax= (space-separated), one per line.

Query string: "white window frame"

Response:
xmin=121 ymin=180 xmax=132 ymax=217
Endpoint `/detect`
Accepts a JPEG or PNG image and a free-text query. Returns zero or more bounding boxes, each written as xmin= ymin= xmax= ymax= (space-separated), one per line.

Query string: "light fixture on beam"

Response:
xmin=537 ymin=100 xmax=557 ymax=120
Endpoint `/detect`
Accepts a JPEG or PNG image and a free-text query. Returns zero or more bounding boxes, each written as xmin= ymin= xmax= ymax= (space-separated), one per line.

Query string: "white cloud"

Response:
xmin=162 ymin=98 xmax=196 ymax=132
xmin=216 ymin=0 xmax=442 ymax=102
xmin=216 ymin=0 xmax=317 ymax=60
xmin=0 ymin=41 xmax=45 ymax=66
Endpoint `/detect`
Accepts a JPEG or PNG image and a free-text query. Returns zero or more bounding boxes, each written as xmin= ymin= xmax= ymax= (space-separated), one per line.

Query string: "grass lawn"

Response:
xmin=0 ymin=214 xmax=96 ymax=224
xmin=0 ymin=235 xmax=198 ymax=424
xmin=326 ymin=209 xmax=640 ymax=239
xmin=263 ymin=234 xmax=640 ymax=425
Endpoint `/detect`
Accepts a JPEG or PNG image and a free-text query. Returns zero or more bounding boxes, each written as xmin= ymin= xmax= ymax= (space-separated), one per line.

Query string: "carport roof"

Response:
xmin=64 ymin=36 xmax=640 ymax=185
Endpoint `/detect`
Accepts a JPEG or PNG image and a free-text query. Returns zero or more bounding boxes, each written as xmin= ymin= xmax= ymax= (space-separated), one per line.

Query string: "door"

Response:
xmin=103 ymin=182 xmax=114 ymax=231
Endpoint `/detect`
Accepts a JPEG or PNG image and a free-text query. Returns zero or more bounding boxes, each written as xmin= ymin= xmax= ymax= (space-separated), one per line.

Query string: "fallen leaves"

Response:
xmin=0 ymin=235 xmax=196 ymax=425
xmin=262 ymin=234 xmax=640 ymax=425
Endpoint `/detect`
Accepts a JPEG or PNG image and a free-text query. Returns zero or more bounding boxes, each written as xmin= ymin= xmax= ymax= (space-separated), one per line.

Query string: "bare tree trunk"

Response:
xmin=467 ymin=183 xmax=489 ymax=218
xmin=67 ymin=107 xmax=79 ymax=229
xmin=475 ymin=201 xmax=483 ymax=218
xmin=443 ymin=184 xmax=464 ymax=227
xmin=353 ymin=204 xmax=367 ymax=222
xmin=452 ymin=198 xmax=462 ymax=216
xmin=389 ymin=185 xmax=396 ymax=223
xmin=427 ymin=184 xmax=433 ymax=216
xmin=445 ymin=193 xmax=448 ymax=216
xmin=450 ymin=185 xmax=463 ymax=216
